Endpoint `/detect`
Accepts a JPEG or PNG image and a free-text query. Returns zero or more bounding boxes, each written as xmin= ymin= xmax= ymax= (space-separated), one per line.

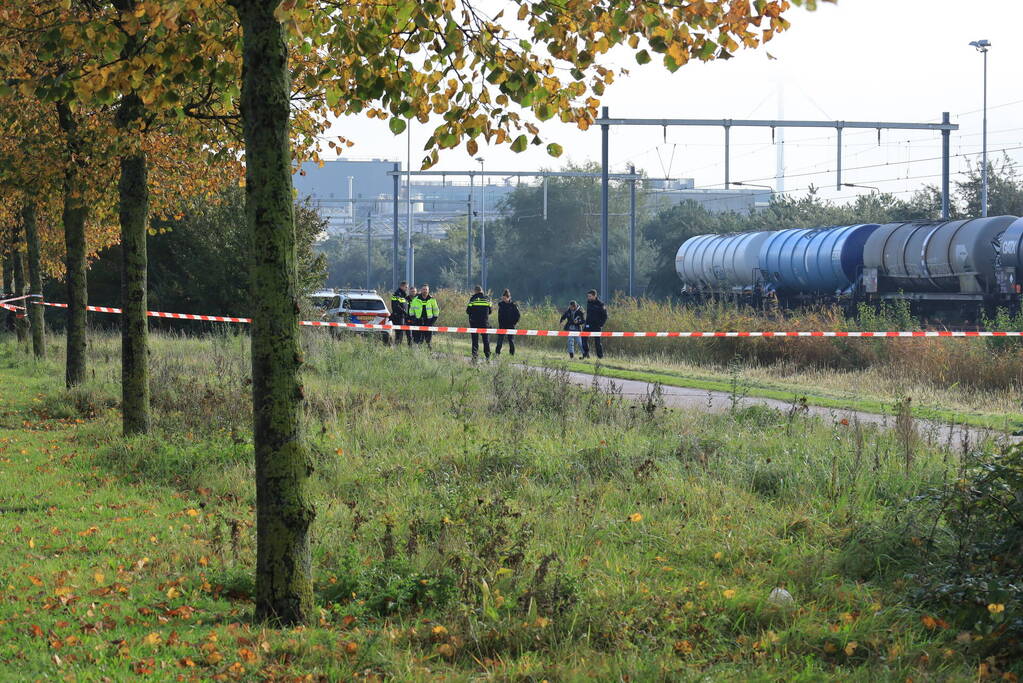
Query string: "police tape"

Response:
xmin=0 ymin=293 xmax=41 ymax=307
xmin=18 ymin=299 xmax=1023 ymax=338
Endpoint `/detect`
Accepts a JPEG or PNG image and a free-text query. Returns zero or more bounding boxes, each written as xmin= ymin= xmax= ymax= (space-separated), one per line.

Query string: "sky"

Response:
xmin=318 ymin=0 xmax=1023 ymax=205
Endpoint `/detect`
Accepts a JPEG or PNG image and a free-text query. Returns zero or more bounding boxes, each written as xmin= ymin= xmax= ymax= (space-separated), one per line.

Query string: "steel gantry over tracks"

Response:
xmin=387 ymin=167 xmax=641 ymax=291
xmin=595 ymin=107 xmax=960 ymax=297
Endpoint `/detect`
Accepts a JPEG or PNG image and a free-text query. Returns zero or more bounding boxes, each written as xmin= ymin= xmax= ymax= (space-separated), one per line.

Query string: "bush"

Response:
xmin=907 ymin=444 xmax=1023 ymax=656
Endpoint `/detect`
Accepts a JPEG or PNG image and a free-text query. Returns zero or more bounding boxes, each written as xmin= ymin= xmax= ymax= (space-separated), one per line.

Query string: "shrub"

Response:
xmin=907 ymin=444 xmax=1023 ymax=656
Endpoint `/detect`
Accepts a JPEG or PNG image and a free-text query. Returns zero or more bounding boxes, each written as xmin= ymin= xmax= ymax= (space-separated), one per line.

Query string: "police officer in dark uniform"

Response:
xmin=466 ymin=285 xmax=492 ymax=360
xmin=390 ymin=281 xmax=410 ymax=346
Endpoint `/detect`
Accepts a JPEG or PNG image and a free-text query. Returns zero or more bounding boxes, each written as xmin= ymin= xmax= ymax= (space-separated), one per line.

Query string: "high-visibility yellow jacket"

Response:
xmin=409 ymin=294 xmax=439 ymax=320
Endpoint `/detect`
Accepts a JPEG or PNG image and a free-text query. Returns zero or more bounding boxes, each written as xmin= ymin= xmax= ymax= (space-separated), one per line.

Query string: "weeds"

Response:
xmin=0 ymin=329 xmax=1018 ymax=680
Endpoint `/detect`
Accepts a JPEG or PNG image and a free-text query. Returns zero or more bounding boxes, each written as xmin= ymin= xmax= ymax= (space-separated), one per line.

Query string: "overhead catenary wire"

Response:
xmin=697 ymin=143 xmax=1023 ymax=190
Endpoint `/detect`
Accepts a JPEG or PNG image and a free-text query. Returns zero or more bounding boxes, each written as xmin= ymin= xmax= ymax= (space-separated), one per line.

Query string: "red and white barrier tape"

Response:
xmin=19 ymin=299 xmax=1023 ymax=338
xmin=0 ymin=293 xmax=40 ymax=307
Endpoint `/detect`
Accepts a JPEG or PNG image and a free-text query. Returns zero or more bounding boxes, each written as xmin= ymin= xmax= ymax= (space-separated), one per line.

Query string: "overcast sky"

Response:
xmin=318 ymin=0 xmax=1023 ymax=205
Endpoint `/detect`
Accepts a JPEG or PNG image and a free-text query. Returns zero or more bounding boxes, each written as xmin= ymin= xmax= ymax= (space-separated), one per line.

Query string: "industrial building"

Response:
xmin=293 ymin=160 xmax=773 ymax=237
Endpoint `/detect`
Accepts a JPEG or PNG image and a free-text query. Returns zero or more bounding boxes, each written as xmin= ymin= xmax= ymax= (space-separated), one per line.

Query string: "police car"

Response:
xmin=310 ymin=288 xmax=391 ymax=339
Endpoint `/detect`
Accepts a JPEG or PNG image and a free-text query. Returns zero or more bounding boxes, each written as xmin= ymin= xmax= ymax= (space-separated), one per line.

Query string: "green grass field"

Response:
xmin=441 ymin=335 xmax=1023 ymax=432
xmin=0 ymin=330 xmax=1017 ymax=680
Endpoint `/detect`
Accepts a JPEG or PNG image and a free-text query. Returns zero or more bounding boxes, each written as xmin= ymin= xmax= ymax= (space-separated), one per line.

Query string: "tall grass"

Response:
xmin=433 ymin=289 xmax=1023 ymax=394
xmin=3 ymin=327 xmax=1016 ymax=677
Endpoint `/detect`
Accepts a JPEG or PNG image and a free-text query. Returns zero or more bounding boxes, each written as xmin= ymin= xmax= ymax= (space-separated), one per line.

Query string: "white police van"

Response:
xmin=310 ymin=288 xmax=391 ymax=340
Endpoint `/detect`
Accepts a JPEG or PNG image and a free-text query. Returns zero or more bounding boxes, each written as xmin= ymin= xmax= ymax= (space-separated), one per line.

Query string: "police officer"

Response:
xmin=465 ymin=285 xmax=492 ymax=360
xmin=409 ymin=283 xmax=440 ymax=347
xmin=390 ymin=281 xmax=410 ymax=346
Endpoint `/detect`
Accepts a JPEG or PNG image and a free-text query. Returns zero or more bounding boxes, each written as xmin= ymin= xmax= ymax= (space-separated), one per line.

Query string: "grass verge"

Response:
xmin=0 ymin=331 xmax=1018 ymax=680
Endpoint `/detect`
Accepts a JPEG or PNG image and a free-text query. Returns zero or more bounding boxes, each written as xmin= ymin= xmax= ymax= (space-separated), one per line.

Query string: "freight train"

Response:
xmin=675 ymin=216 xmax=1023 ymax=320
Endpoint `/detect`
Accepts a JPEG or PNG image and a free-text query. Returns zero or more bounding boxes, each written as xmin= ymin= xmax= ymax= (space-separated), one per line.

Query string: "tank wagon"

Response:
xmin=675 ymin=215 xmax=1023 ymax=317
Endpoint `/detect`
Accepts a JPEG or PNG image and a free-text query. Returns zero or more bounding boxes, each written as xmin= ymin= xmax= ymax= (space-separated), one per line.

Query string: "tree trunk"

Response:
xmin=12 ymin=228 xmax=27 ymax=345
xmin=116 ymin=92 xmax=151 ymax=435
xmin=57 ymin=102 xmax=89 ymax=388
xmin=235 ymin=0 xmax=315 ymax=625
xmin=24 ymin=203 xmax=45 ymax=358
xmin=2 ymin=254 xmax=11 ymax=335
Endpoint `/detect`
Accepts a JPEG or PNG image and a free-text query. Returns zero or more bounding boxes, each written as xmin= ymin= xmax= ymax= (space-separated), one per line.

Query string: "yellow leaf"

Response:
xmin=185 ymin=508 xmax=200 ymax=517
xmin=627 ymin=513 xmax=643 ymax=523
xmin=712 ymin=551 xmax=723 ymax=561
xmin=722 ymin=589 xmax=736 ymax=599
xmin=143 ymin=632 xmax=161 ymax=646
xmin=93 ymin=571 xmax=104 ymax=585
xmin=988 ymin=603 xmax=1005 ymax=614
xmin=432 ymin=625 xmax=447 ymax=635
xmin=28 ymin=538 xmax=35 ymax=549
xmin=844 ymin=641 xmax=858 ymax=656
xmin=166 ymin=586 xmax=181 ymax=599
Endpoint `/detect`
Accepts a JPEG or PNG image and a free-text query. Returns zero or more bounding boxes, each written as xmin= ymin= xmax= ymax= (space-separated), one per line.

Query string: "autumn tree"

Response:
xmin=0 ymin=103 xmax=75 ymax=358
xmin=0 ymin=1 xmax=249 ymax=430
xmin=214 ymin=0 xmax=823 ymax=625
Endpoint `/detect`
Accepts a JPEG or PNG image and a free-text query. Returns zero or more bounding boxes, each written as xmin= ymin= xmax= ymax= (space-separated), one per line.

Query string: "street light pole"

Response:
xmin=476 ymin=157 xmax=486 ymax=290
xmin=970 ymin=39 xmax=991 ymax=217
xmin=406 ymin=124 xmax=414 ymax=282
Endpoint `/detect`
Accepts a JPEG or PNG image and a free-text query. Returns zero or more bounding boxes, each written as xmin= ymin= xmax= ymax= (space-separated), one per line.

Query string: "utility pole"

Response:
xmin=405 ymin=126 xmax=413 ymax=283
xmin=391 ymin=162 xmax=399 ymax=289
xmin=466 ymin=188 xmax=473 ymax=291
xmin=476 ymin=157 xmax=487 ymax=290
xmin=600 ymin=106 xmax=609 ymax=297
xmin=970 ymin=39 xmax=991 ymax=217
xmin=366 ymin=214 xmax=372 ymax=290
xmin=941 ymin=112 xmax=951 ymax=220
xmin=628 ymin=163 xmax=637 ymax=298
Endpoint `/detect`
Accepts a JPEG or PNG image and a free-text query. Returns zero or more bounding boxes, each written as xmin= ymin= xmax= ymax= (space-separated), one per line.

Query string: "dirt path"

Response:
xmin=553 ymin=368 xmax=1021 ymax=447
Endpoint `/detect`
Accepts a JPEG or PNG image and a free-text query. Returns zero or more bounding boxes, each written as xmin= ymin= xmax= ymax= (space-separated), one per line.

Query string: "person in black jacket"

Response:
xmin=560 ymin=300 xmax=585 ymax=358
xmin=580 ymin=289 xmax=607 ymax=359
xmin=465 ymin=285 xmax=492 ymax=360
xmin=494 ymin=288 xmax=520 ymax=356
xmin=405 ymin=286 xmax=418 ymax=345
xmin=389 ymin=281 xmax=410 ymax=346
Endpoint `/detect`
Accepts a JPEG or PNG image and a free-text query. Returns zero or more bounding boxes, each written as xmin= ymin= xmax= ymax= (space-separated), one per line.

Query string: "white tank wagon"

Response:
xmin=674 ymin=231 xmax=772 ymax=291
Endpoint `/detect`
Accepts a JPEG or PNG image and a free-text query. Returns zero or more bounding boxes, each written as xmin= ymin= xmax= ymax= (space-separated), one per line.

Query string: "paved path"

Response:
xmin=552 ymin=368 xmax=1020 ymax=447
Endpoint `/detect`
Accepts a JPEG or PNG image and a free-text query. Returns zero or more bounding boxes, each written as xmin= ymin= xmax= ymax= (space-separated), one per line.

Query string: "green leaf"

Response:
xmin=389 ymin=117 xmax=407 ymax=135
xmin=546 ymin=142 xmax=564 ymax=157
xmin=326 ymin=87 xmax=341 ymax=109
xmin=635 ymin=50 xmax=651 ymax=65
xmin=511 ymin=134 xmax=528 ymax=153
